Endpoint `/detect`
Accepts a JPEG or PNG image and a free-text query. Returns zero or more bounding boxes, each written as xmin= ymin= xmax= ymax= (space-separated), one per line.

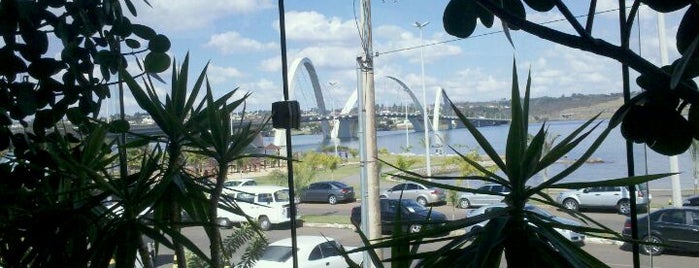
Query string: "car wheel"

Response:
xmin=417 ymin=197 xmax=428 ymax=206
xmin=617 ymin=199 xmax=631 ymax=215
xmin=328 ymin=195 xmax=338 ymax=205
xmin=258 ymin=216 xmax=272 ymax=231
xmin=642 ymin=235 xmax=664 ymax=256
xmin=563 ymin=198 xmax=579 ymax=211
xmin=408 ymin=224 xmax=422 ymax=233
xmin=458 ymin=198 xmax=470 ymax=209
xmin=466 ymin=226 xmax=482 ymax=239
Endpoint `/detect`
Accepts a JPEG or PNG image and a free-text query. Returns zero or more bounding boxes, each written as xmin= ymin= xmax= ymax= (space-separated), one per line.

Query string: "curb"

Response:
xmin=302 ymin=222 xmax=357 ymax=230
xmin=584 ymin=237 xmax=624 ymax=245
xmin=301 ymin=222 xmax=622 ymax=245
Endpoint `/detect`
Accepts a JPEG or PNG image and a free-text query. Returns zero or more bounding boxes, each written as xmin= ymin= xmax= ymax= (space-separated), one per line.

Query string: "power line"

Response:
xmin=375 ymin=8 xmax=619 ymax=57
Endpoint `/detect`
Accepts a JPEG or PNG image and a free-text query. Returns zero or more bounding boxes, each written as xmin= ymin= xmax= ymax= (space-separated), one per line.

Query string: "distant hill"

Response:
xmin=455 ymin=93 xmax=626 ymax=122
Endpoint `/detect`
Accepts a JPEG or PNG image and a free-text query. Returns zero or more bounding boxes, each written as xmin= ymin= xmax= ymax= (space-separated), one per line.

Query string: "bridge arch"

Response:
xmin=273 ymin=57 xmax=331 ymax=146
xmin=331 ymin=76 xmax=431 ymax=140
xmin=432 ymin=87 xmax=451 ymax=149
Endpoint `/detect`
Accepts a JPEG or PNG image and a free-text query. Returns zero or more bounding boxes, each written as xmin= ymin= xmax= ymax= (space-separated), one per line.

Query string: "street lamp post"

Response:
xmin=415 ymin=21 xmax=431 ymax=177
xmin=404 ymin=99 xmax=409 ymax=152
xmin=328 ymin=81 xmax=339 ymax=157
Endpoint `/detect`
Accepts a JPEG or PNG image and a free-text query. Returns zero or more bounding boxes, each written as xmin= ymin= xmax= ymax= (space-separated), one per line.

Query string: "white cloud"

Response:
xmin=207 ymin=64 xmax=245 ymax=85
xmin=239 ymin=78 xmax=284 ymax=106
xmin=292 ymin=46 xmax=360 ymax=70
xmin=259 ymin=56 xmax=281 ymax=72
xmin=205 ymin=31 xmax=277 ymax=54
xmin=449 ymin=68 xmax=511 ymax=101
xmin=281 ymin=11 xmax=357 ymax=43
xmin=132 ymin=0 xmax=275 ymax=32
xmin=526 ymin=45 xmax=623 ymax=97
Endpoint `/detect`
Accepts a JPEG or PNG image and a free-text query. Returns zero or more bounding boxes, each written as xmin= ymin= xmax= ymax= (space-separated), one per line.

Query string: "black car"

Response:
xmin=622 ymin=207 xmax=699 ymax=255
xmin=299 ymin=181 xmax=355 ymax=205
xmin=683 ymin=195 xmax=699 ymax=207
xmin=350 ymin=199 xmax=447 ymax=234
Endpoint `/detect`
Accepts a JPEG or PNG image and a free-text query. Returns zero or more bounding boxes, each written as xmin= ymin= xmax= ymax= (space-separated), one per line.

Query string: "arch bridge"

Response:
xmin=273 ymin=57 xmax=508 ymax=146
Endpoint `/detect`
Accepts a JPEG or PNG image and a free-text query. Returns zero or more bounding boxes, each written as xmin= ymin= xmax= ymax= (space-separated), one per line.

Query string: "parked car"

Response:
xmin=217 ymin=186 xmax=297 ymax=231
xmin=683 ymin=195 xmax=699 ymax=207
xmin=622 ymin=207 xmax=699 ymax=255
xmin=300 ymin=181 xmax=355 ymax=205
xmin=350 ymin=198 xmax=447 ymax=234
xmin=223 ymin=178 xmax=257 ymax=188
xmin=464 ymin=203 xmax=586 ymax=244
xmin=254 ymin=236 xmax=363 ymax=268
xmin=380 ymin=182 xmax=446 ymax=206
xmin=555 ymin=185 xmax=651 ymax=214
xmin=455 ymin=183 xmax=511 ymax=208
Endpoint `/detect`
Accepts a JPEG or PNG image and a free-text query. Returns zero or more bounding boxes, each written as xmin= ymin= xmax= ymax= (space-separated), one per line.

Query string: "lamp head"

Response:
xmin=414 ymin=21 xmax=430 ymax=28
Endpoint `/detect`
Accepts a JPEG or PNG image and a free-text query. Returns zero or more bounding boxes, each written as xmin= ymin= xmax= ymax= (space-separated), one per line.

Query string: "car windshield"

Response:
xmin=260 ymin=246 xmax=293 ymax=262
xmin=399 ymin=199 xmax=426 ymax=212
xmin=275 ymin=189 xmax=290 ymax=202
xmin=331 ymin=181 xmax=349 ymax=188
xmin=224 ymin=181 xmax=241 ymax=187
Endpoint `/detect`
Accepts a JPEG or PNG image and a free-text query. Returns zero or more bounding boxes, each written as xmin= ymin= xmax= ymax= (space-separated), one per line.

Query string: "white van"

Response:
xmin=217 ymin=185 xmax=298 ymax=230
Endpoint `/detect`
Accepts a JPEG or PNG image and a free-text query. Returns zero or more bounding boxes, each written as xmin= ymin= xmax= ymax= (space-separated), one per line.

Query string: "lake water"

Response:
xmin=265 ymin=120 xmax=699 ymax=191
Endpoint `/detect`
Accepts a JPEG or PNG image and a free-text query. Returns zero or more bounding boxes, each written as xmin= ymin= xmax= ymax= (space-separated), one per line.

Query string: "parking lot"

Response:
xmin=154 ymin=199 xmax=697 ymax=267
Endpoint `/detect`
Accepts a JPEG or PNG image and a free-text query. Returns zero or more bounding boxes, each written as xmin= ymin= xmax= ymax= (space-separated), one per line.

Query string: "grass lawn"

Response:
xmin=301 ymin=214 xmax=352 ymax=225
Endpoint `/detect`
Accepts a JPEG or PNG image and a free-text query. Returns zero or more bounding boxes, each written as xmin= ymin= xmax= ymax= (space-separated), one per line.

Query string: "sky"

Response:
xmin=106 ymin=0 xmax=689 ymax=115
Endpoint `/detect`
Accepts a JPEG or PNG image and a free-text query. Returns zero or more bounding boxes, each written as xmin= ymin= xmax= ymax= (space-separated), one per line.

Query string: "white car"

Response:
xmin=218 ymin=186 xmax=298 ymax=230
xmin=555 ymin=185 xmax=651 ymax=214
xmin=254 ymin=236 xmax=363 ymax=268
xmin=464 ymin=203 xmax=585 ymax=244
xmin=380 ymin=182 xmax=446 ymax=206
xmin=224 ymin=178 xmax=257 ymax=188
xmin=456 ymin=184 xmax=511 ymax=208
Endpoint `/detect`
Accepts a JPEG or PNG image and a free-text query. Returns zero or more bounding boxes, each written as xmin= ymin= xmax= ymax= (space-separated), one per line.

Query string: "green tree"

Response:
xmin=272 ymin=152 xmax=321 ymax=194
xmin=1 ymin=2 xmax=267 ymax=268
xmin=325 ymin=154 xmax=342 ymax=180
xmin=378 ymin=147 xmax=390 ymax=155
xmin=0 ymin=1 xmax=176 ymax=267
xmin=348 ymin=148 xmax=359 ymax=158
xmin=122 ymin=53 xmax=217 ymax=267
xmin=394 ymin=155 xmax=418 ymax=172
xmin=186 ymin=86 xmax=270 ymax=267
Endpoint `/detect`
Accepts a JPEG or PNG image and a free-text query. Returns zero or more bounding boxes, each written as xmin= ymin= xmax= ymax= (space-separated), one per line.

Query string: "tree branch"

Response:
xmin=585 ymin=0 xmax=597 ymax=33
xmin=553 ymin=0 xmax=593 ymax=41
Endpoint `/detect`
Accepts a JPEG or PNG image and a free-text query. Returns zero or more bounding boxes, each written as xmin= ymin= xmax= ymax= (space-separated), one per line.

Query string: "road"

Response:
xmin=153 ymin=201 xmax=697 ymax=267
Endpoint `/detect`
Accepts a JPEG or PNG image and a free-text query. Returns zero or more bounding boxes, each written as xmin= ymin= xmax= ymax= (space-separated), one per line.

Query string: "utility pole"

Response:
xmin=359 ymin=0 xmax=381 ymax=265
xmin=415 ymin=21 xmax=431 ymax=177
xmin=657 ymin=13 xmax=683 ymax=208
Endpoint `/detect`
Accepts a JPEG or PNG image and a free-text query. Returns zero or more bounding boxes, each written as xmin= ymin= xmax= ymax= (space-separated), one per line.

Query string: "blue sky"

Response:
xmin=108 ymin=0 xmax=687 ymax=115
